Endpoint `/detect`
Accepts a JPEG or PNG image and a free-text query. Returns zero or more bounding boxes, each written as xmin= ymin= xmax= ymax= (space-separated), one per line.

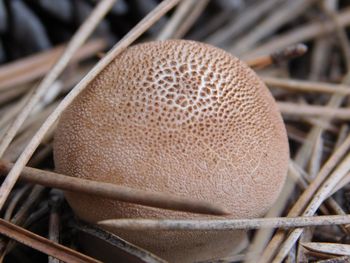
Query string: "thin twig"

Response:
xmin=98 ymin=214 xmax=350 ymax=231
xmin=263 ymin=76 xmax=350 ymax=95
xmin=0 ymin=160 xmax=226 ymax=215
xmin=278 ymin=102 xmax=350 ymax=120
xmin=246 ymin=44 xmax=307 ymax=69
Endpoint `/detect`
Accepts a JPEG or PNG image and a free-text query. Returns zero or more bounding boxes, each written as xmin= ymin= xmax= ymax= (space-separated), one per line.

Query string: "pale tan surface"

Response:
xmin=54 ymin=40 xmax=289 ymax=262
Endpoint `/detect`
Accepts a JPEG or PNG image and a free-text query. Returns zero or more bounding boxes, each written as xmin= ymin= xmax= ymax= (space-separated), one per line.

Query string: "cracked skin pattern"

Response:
xmin=54 ymin=40 xmax=289 ymax=263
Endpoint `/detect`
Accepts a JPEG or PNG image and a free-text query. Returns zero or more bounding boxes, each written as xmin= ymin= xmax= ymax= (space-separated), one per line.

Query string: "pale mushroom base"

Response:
xmin=66 ymin=192 xmax=248 ymax=263
xmin=106 ymin=229 xmax=248 ymax=263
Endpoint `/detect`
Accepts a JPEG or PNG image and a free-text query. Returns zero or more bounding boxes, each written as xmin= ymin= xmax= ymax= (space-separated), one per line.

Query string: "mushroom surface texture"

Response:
xmin=54 ymin=39 xmax=289 ymax=263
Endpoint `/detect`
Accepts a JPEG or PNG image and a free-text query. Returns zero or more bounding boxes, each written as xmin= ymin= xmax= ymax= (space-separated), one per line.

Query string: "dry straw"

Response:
xmin=1 ymin=0 xmax=350 ymax=262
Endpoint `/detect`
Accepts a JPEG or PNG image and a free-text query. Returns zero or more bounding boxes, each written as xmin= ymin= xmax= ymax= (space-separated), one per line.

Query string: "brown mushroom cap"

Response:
xmin=54 ymin=40 xmax=289 ymax=262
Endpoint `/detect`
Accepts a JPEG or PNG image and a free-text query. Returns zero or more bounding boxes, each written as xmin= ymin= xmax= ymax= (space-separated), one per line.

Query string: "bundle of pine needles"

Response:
xmin=1 ymin=0 xmax=350 ymax=262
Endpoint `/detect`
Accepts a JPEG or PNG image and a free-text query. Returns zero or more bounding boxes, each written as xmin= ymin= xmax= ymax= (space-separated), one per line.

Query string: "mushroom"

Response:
xmin=53 ymin=40 xmax=289 ymax=262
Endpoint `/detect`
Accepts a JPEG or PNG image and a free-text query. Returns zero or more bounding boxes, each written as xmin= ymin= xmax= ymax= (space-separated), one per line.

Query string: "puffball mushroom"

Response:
xmin=54 ymin=40 xmax=289 ymax=262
